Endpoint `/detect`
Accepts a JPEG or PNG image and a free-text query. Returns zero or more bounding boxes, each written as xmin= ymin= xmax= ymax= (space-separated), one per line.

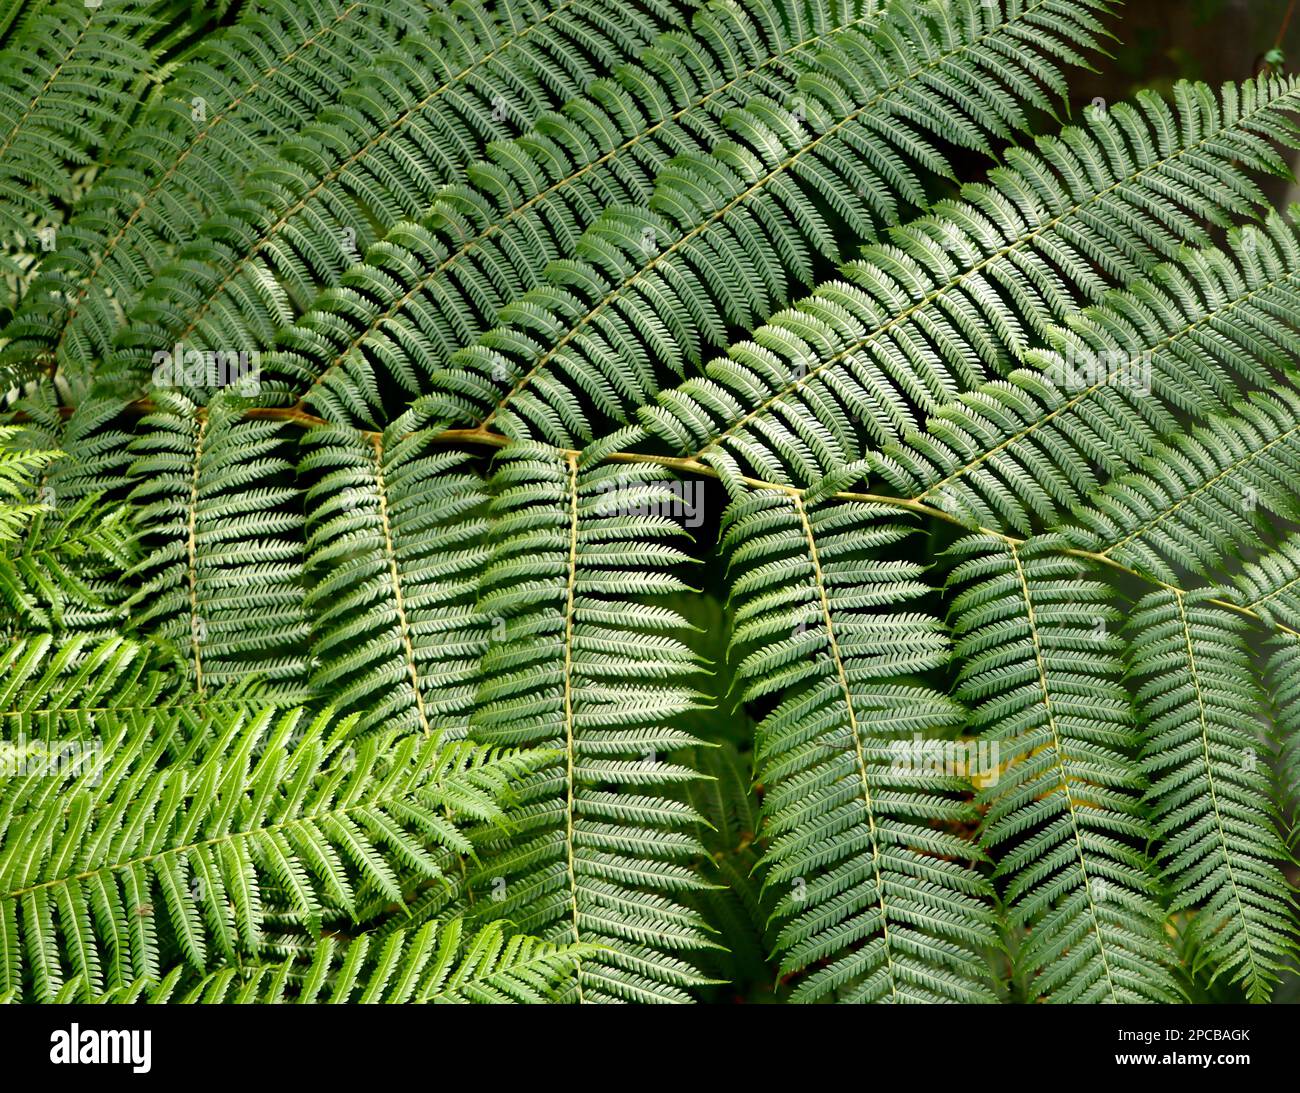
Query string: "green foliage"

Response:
xmin=0 ymin=693 xmax=552 ymax=1001
xmin=951 ymin=535 xmax=1179 ymax=1003
xmin=0 ymin=0 xmax=166 ymax=281
xmin=2 ymin=0 xmax=1300 ymax=1006
xmin=463 ymin=449 xmax=715 ymax=1002
xmin=1126 ymin=591 xmax=1293 ymax=1003
xmin=169 ymin=918 xmax=599 ymax=1003
xmin=726 ymin=493 xmax=995 ymax=1002
xmin=272 ymin=0 xmax=898 ymax=423
xmin=123 ymin=390 xmax=311 ymax=694
xmin=27 ymin=917 xmax=595 ymax=1004
xmin=0 ymin=425 xmax=135 ymax=635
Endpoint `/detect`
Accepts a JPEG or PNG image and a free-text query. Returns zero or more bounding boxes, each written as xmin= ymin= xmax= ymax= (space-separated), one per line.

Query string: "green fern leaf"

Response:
xmin=0 ymin=702 xmax=546 ymax=1001
xmin=948 ymin=533 xmax=1180 ymax=1003
xmin=464 ymin=447 xmax=716 ymax=1002
xmin=725 ymin=491 xmax=996 ymax=1002
xmin=639 ymin=86 xmax=1300 ymax=495
xmin=121 ymin=391 xmax=311 ymax=695
xmin=300 ymin=415 xmax=493 ymax=736
xmin=406 ymin=0 xmax=1117 ymax=446
xmin=94 ymin=0 xmax=707 ymax=394
xmin=266 ymin=0 xmax=896 ymax=423
xmin=0 ymin=0 xmax=164 ymax=286
xmin=0 ymin=0 xmax=433 ymax=381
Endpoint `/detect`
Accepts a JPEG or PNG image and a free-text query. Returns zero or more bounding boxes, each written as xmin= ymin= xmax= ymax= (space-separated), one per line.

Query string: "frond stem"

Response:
xmin=367 ymin=432 xmax=431 ymax=735
xmin=21 ymin=403 xmax=1299 ymax=642
xmin=790 ymin=490 xmax=898 ymax=1001
xmin=560 ymin=452 xmax=585 ymax=999
xmin=185 ymin=413 xmax=208 ymax=697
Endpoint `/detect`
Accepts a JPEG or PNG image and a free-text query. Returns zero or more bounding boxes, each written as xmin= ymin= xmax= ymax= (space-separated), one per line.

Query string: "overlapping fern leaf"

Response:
xmin=44 ymin=917 xmax=593 ymax=1004
xmin=266 ymin=0 xmax=895 ymax=422
xmin=0 ymin=0 xmax=166 ymax=282
xmin=0 ymin=425 xmax=135 ymax=637
xmin=871 ymin=217 xmax=1300 ymax=538
xmin=0 ymin=700 xmax=547 ymax=1002
xmin=2 ymin=0 xmax=709 ymax=389
xmin=299 ymin=414 xmax=493 ymax=737
xmin=403 ymin=0 xmax=1119 ymax=445
xmin=637 ymin=81 xmax=1300 ymax=492
xmin=948 ymin=535 xmax=1179 ymax=1003
xmin=122 ymin=391 xmax=311 ymax=696
xmin=1 ymin=0 xmax=437 ymax=383
xmin=170 ymin=918 xmax=595 ymax=1004
xmin=1124 ymin=591 xmax=1294 ymax=1003
xmin=2 ymin=632 xmax=191 ymax=744
xmin=95 ymin=0 xmax=707 ymax=394
xmin=0 ymin=427 xmax=57 ymax=541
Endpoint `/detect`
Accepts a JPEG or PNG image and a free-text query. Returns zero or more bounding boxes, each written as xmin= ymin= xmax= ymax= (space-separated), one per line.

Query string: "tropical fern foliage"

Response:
xmin=3 ymin=0 xmax=1300 ymax=1006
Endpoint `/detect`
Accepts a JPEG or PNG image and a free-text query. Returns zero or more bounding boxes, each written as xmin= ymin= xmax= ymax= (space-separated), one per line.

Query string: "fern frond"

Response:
xmin=1124 ymin=589 xmax=1295 ymax=1003
xmin=1062 ymin=386 xmax=1300 ymax=585
xmin=266 ymin=0 xmax=893 ymax=423
xmin=0 ymin=703 xmax=545 ymax=1001
xmin=724 ymin=491 xmax=996 ymax=1003
xmin=869 ymin=217 xmax=1300 ymax=537
xmin=409 ymin=0 xmax=1117 ymax=447
xmin=121 ymin=391 xmax=310 ymax=695
xmin=174 ymin=918 xmax=596 ymax=1003
xmin=1236 ymin=535 xmax=1300 ymax=633
xmin=0 ymin=631 xmax=270 ymax=751
xmin=0 ymin=0 xmax=162 ymax=284
xmin=465 ymin=447 xmax=715 ymax=1002
xmin=0 ymin=425 xmax=135 ymax=636
xmin=2 ymin=491 xmax=135 ymax=636
xmin=2 ymin=633 xmax=163 ymax=730
xmin=0 ymin=425 xmax=57 ymax=538
xmin=0 ymin=379 xmax=138 ymax=504
xmin=97 ymin=0 xmax=707 ymax=393
xmin=948 ymin=533 xmax=1179 ymax=1003
xmin=638 ymin=86 xmax=1300 ymax=494
xmin=299 ymin=416 xmax=492 ymax=737
xmin=4 ymin=0 xmax=1298 ymax=1011
xmin=1 ymin=0 xmax=432 ymax=381
xmin=67 ymin=918 xmax=593 ymax=1003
